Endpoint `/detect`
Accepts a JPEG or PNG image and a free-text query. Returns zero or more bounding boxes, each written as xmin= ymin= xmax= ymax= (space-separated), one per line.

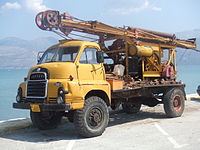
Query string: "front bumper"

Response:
xmin=13 ymin=102 xmax=71 ymax=112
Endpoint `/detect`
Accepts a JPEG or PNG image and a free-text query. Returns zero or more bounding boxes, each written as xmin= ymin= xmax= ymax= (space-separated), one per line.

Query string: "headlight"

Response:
xmin=56 ymin=96 xmax=64 ymax=104
xmin=57 ymin=88 xmax=68 ymax=104
xmin=16 ymin=88 xmax=22 ymax=103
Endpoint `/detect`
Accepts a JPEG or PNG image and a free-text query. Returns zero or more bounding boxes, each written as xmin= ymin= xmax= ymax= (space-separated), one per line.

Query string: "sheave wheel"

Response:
xmin=163 ymin=88 xmax=185 ymax=118
xmin=74 ymin=96 xmax=109 ymax=137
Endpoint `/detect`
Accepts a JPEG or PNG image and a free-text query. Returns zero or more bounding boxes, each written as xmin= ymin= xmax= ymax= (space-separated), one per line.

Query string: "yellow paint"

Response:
xmin=143 ymin=73 xmax=161 ymax=77
xmin=71 ymin=102 xmax=84 ymax=109
xmin=30 ymin=104 xmax=41 ymax=112
xmin=129 ymin=45 xmax=153 ymax=57
xmin=19 ymin=82 xmax=26 ymax=97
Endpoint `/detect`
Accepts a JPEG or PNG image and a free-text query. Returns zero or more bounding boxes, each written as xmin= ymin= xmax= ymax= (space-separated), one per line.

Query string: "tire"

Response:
xmin=67 ymin=111 xmax=74 ymax=123
xmin=74 ymin=96 xmax=109 ymax=137
xmin=163 ymin=88 xmax=185 ymax=118
xmin=30 ymin=111 xmax=62 ymax=130
xmin=122 ymin=101 xmax=141 ymax=114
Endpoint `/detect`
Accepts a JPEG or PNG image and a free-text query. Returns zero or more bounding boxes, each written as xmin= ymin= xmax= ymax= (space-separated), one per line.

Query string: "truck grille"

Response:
xmin=26 ymin=72 xmax=48 ymax=98
xmin=27 ymin=98 xmax=44 ymax=103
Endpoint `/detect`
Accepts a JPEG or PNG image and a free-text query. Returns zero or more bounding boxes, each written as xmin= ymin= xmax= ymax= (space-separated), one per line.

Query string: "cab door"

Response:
xmin=77 ymin=47 xmax=104 ymax=84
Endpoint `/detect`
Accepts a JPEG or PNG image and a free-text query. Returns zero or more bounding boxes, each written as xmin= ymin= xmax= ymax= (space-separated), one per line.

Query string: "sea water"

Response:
xmin=177 ymin=65 xmax=200 ymax=94
xmin=0 ymin=69 xmax=29 ymax=120
xmin=0 ymin=65 xmax=199 ymax=120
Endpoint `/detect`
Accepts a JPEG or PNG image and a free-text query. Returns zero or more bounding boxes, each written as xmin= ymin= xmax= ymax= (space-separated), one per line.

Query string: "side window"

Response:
xmin=79 ymin=48 xmax=98 ymax=64
xmin=79 ymin=50 xmax=87 ymax=63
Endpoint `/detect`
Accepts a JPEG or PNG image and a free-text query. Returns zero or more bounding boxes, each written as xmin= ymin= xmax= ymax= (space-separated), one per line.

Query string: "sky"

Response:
xmin=0 ymin=0 xmax=200 ymax=40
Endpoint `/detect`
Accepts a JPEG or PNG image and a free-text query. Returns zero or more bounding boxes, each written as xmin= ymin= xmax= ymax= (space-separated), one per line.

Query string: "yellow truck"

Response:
xmin=13 ymin=10 xmax=197 ymax=137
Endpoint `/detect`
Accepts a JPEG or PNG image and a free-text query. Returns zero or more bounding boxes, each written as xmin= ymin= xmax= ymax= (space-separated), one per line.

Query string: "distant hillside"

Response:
xmin=176 ymin=29 xmax=200 ymax=39
xmin=0 ymin=37 xmax=58 ymax=69
xmin=176 ymin=29 xmax=200 ymax=65
xmin=0 ymin=29 xmax=200 ymax=68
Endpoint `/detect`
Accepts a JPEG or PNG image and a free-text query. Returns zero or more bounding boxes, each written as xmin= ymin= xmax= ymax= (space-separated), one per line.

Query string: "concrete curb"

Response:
xmin=0 ymin=118 xmax=32 ymax=133
xmin=186 ymin=94 xmax=200 ymax=101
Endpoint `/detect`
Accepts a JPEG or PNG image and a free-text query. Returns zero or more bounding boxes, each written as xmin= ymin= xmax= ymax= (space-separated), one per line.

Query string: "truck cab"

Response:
xmin=15 ymin=40 xmax=110 ymax=110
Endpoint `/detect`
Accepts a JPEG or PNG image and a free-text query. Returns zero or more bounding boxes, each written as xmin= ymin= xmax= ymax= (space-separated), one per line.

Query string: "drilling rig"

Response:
xmin=35 ymin=10 xmax=196 ymax=80
xmin=13 ymin=10 xmax=197 ymax=137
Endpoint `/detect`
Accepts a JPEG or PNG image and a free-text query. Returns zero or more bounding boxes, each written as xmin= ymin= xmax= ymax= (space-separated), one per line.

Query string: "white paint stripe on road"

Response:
xmin=168 ymin=137 xmax=188 ymax=149
xmin=154 ymin=122 xmax=169 ymax=136
xmin=66 ymin=140 xmax=76 ymax=150
xmin=154 ymin=123 xmax=188 ymax=149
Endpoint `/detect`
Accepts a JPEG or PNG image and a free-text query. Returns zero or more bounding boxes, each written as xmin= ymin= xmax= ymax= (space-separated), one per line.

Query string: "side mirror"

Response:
xmin=37 ymin=51 xmax=44 ymax=63
xmin=96 ymin=51 xmax=104 ymax=63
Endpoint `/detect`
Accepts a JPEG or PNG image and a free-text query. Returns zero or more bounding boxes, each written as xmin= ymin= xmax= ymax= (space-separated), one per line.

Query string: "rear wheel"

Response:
xmin=122 ymin=101 xmax=141 ymax=114
xmin=163 ymin=88 xmax=185 ymax=117
xmin=74 ymin=96 xmax=109 ymax=137
xmin=30 ymin=111 xmax=62 ymax=130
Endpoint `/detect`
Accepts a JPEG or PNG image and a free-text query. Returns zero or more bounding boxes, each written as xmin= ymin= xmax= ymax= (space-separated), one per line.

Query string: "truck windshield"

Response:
xmin=39 ymin=46 xmax=80 ymax=64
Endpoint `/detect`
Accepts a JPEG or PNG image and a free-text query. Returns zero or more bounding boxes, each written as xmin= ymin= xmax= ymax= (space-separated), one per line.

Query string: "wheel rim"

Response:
xmin=173 ymin=95 xmax=182 ymax=111
xmin=87 ymin=107 xmax=103 ymax=129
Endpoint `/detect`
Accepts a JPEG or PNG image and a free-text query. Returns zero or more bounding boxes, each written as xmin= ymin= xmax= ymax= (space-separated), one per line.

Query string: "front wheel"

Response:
xmin=163 ymin=88 xmax=185 ymax=118
xmin=30 ymin=111 xmax=62 ymax=130
xmin=74 ymin=96 xmax=109 ymax=137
